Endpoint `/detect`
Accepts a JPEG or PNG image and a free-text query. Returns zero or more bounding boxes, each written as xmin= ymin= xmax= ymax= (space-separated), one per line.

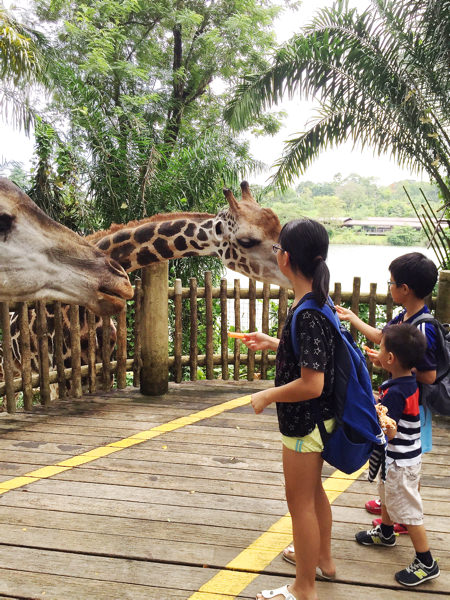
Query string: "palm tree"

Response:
xmin=0 ymin=4 xmax=46 ymax=132
xmin=225 ymin=0 xmax=450 ymax=206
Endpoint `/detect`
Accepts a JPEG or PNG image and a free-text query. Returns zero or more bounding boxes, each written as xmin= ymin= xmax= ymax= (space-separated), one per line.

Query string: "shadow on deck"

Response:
xmin=0 ymin=380 xmax=448 ymax=599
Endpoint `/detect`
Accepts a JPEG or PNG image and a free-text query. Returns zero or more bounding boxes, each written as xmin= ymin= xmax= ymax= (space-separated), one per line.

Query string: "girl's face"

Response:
xmin=275 ymin=245 xmax=289 ymax=275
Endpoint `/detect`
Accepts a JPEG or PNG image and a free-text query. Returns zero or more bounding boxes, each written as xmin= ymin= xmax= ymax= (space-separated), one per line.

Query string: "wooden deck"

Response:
xmin=0 ymin=380 xmax=448 ymax=599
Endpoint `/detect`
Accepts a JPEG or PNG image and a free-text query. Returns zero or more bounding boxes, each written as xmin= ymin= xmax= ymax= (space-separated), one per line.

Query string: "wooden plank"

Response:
xmin=189 ymin=277 xmax=198 ymax=380
xmin=69 ymin=304 xmax=82 ymax=398
xmin=220 ymin=278 xmax=229 ymax=380
xmin=18 ymin=301 xmax=34 ymax=409
xmin=0 ymin=570 xmax=187 ymax=600
xmin=0 ymin=381 xmax=448 ymax=599
xmin=205 ymin=271 xmax=213 ymax=379
xmin=116 ymin=306 xmax=127 ymax=389
xmin=1 ymin=301 xmax=16 ymax=412
xmin=0 ymin=522 xmax=448 ymax=573
xmin=233 ymin=278 xmax=241 ymax=380
xmin=247 ymin=278 xmax=256 ymax=380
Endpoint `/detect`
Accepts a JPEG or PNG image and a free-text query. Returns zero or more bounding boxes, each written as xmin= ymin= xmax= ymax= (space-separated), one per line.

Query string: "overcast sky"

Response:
xmin=0 ymin=0 xmax=427 ymax=186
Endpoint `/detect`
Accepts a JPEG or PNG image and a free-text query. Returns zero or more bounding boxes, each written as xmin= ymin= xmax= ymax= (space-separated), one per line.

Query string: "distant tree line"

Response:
xmin=255 ymin=174 xmax=440 ymax=246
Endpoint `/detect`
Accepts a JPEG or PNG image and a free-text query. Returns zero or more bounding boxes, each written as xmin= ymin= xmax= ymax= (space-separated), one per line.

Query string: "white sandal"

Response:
xmin=257 ymin=584 xmax=297 ymax=600
xmin=282 ymin=545 xmax=336 ymax=580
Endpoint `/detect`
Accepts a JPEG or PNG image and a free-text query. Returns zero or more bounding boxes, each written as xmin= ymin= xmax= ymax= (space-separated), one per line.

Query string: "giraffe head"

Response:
xmin=0 ymin=177 xmax=133 ymax=315
xmin=214 ymin=181 xmax=291 ymax=288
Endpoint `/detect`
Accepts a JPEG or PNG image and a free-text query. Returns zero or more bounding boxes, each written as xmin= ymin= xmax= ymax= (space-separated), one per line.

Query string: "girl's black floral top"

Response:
xmin=275 ymin=293 xmax=337 ymax=437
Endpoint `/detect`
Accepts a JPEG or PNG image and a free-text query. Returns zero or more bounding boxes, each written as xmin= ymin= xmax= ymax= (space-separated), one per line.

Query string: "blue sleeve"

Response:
xmin=415 ymin=322 xmax=437 ymax=371
xmin=381 ymin=388 xmax=405 ymax=424
xmin=388 ymin=310 xmax=405 ymax=326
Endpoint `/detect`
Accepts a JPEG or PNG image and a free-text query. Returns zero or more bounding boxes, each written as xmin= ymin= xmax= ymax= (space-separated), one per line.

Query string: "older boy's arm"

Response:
xmin=415 ymin=369 xmax=436 ymax=385
xmin=335 ymin=306 xmax=382 ymax=344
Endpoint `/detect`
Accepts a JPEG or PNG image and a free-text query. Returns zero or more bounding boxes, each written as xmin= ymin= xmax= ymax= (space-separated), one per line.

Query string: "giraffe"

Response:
xmin=2 ymin=181 xmax=290 ymax=393
xmin=0 ymin=177 xmax=133 ymax=315
xmin=87 ymin=181 xmax=290 ymax=287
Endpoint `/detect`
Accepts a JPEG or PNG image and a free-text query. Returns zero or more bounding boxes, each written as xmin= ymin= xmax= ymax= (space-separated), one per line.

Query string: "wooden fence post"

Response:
xmin=140 ymin=262 xmax=169 ymax=396
xmin=435 ymin=269 xmax=450 ymax=324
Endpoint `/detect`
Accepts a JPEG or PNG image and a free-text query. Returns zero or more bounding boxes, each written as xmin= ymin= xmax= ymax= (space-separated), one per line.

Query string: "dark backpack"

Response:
xmin=291 ymin=297 xmax=385 ymax=474
xmin=410 ymin=313 xmax=450 ymax=416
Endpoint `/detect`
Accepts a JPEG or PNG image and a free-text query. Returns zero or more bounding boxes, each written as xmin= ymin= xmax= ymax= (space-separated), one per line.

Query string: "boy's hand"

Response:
xmin=335 ymin=305 xmax=356 ymax=323
xmin=362 ymin=344 xmax=381 ymax=366
xmin=251 ymin=389 xmax=272 ymax=414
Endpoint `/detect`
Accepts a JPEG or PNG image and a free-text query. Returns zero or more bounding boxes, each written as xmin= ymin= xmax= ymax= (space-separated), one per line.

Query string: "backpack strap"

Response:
xmin=291 ymin=297 xmax=339 ymax=357
xmin=290 ymin=297 xmax=338 ymax=444
xmin=410 ymin=314 xmax=450 ymax=382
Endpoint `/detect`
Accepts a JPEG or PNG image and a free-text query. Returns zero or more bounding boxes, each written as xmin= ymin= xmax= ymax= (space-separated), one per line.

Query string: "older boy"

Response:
xmin=355 ymin=324 xmax=440 ymax=587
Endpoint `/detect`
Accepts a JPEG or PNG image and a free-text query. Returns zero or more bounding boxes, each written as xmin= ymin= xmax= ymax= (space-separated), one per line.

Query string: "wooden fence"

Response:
xmin=1 ymin=268 xmax=449 ymax=413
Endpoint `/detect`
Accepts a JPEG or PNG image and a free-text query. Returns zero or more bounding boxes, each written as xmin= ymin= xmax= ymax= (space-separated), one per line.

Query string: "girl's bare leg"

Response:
xmin=284 ymin=448 xmax=324 ymax=600
xmin=257 ymin=448 xmax=324 ymax=600
xmin=315 ymin=478 xmax=336 ymax=577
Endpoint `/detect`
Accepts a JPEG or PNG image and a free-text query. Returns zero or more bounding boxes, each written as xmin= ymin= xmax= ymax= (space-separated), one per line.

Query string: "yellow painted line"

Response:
xmin=0 ymin=394 xmax=252 ymax=496
xmin=25 ymin=465 xmax=72 ymax=478
xmin=0 ymin=476 xmax=39 ymax=491
xmin=188 ymin=462 xmax=368 ymax=600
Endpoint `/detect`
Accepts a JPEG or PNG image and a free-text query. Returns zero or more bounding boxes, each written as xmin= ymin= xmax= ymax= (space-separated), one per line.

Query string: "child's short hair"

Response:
xmin=389 ymin=252 xmax=438 ymax=299
xmin=382 ymin=323 xmax=427 ymax=369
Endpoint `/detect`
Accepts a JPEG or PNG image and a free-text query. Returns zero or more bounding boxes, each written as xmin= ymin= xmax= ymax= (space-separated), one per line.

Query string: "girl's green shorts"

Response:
xmin=281 ymin=418 xmax=335 ymax=453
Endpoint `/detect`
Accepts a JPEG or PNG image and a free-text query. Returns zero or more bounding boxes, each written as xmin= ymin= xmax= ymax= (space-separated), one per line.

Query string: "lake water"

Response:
xmin=226 ymin=245 xmax=438 ymax=293
xmin=225 ymin=245 xmax=438 ymax=329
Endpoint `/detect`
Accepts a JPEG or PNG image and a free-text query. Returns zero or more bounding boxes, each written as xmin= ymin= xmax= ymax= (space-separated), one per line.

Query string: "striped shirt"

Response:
xmin=378 ymin=375 xmax=421 ymax=467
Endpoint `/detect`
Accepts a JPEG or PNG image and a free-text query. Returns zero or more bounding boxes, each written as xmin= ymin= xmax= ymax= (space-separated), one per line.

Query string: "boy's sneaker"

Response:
xmin=395 ymin=557 xmax=440 ymax=586
xmin=355 ymin=524 xmax=396 ymax=546
xmin=372 ymin=518 xmax=409 ymax=534
xmin=365 ymin=498 xmax=382 ymax=515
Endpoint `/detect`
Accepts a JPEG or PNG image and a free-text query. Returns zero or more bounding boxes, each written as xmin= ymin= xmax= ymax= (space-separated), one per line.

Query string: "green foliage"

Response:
xmin=27 ymin=117 xmax=93 ymax=231
xmin=0 ymin=5 xmax=47 ymax=132
xmin=17 ymin=0 xmax=289 ymax=232
xmin=226 ymin=0 xmax=450 ymax=204
xmin=257 ymin=173 xmax=442 ymax=248
xmin=387 ymin=226 xmax=426 ymax=246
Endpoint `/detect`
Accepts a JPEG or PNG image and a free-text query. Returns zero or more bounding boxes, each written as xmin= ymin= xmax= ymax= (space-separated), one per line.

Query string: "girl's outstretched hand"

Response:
xmin=241 ymin=331 xmax=279 ymax=351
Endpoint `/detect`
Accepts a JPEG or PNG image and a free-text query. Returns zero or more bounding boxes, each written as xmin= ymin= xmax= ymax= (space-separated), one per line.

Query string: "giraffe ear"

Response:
xmin=240 ymin=181 xmax=258 ymax=203
xmin=223 ymin=188 xmax=240 ymax=214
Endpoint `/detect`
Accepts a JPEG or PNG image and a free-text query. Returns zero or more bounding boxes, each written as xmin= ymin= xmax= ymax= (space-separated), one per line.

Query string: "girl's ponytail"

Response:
xmin=312 ymin=256 xmax=330 ymax=307
xmin=279 ymin=219 xmax=330 ymax=307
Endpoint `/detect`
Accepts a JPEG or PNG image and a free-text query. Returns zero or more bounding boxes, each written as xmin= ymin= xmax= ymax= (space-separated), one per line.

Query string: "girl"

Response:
xmin=243 ymin=219 xmax=337 ymax=600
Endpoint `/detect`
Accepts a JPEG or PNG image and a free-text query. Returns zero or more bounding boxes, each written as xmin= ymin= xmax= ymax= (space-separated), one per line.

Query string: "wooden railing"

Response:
xmin=1 ymin=269 xmax=449 ymax=413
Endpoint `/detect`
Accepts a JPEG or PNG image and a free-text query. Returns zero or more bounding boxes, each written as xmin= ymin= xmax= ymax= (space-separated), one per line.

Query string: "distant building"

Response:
xmin=321 ymin=217 xmax=422 ymax=235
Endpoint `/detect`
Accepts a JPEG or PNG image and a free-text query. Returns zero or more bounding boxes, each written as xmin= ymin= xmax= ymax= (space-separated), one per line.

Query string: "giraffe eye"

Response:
xmin=0 ymin=213 xmax=15 ymax=236
xmin=237 ymin=237 xmax=260 ymax=249
xmin=215 ymin=222 xmax=223 ymax=235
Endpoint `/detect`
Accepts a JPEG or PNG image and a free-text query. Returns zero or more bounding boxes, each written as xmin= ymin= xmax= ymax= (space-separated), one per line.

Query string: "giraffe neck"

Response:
xmin=88 ymin=213 xmax=218 ymax=272
xmin=86 ymin=208 xmax=287 ymax=286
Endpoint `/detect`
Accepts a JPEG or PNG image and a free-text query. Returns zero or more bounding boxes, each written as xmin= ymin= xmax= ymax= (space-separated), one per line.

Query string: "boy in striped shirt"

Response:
xmin=355 ymin=324 xmax=440 ymax=586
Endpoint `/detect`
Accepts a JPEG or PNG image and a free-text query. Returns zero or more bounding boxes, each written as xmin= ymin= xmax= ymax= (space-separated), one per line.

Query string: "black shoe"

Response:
xmin=355 ymin=524 xmax=396 ymax=546
xmin=395 ymin=557 xmax=440 ymax=586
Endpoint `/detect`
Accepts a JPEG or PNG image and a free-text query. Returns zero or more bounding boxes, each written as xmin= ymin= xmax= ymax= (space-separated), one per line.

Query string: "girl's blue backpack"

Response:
xmin=291 ymin=297 xmax=385 ymax=474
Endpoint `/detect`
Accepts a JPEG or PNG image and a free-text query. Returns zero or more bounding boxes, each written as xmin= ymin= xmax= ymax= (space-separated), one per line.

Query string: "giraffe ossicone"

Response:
xmin=0 ymin=178 xmax=133 ymax=315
